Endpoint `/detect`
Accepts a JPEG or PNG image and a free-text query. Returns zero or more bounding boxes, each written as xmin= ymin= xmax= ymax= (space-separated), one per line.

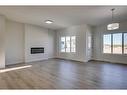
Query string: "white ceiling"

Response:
xmin=0 ymin=6 xmax=127 ymax=30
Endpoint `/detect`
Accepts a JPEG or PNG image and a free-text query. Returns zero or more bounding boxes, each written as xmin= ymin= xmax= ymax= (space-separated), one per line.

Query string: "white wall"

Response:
xmin=4 ymin=19 xmax=55 ymax=65
xmin=0 ymin=15 xmax=5 ymax=68
xmin=5 ymin=20 xmax=25 ymax=65
xmin=56 ymin=24 xmax=92 ymax=62
xmin=24 ymin=24 xmax=55 ymax=62
xmin=48 ymin=29 xmax=56 ymax=58
xmin=93 ymin=21 xmax=127 ymax=64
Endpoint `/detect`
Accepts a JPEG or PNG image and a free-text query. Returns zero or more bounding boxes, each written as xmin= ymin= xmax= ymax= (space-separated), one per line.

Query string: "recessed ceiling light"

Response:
xmin=45 ymin=20 xmax=53 ymax=24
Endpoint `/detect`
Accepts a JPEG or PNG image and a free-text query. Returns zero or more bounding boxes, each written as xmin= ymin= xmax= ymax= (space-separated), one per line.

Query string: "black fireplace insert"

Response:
xmin=31 ymin=47 xmax=44 ymax=54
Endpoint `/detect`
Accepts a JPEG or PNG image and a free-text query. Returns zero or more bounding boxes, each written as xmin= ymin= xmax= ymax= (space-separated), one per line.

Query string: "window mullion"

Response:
xmin=65 ymin=36 xmax=66 ymax=52
xmin=70 ymin=36 xmax=71 ymax=52
xmin=122 ymin=33 xmax=124 ymax=54
xmin=111 ymin=33 xmax=113 ymax=54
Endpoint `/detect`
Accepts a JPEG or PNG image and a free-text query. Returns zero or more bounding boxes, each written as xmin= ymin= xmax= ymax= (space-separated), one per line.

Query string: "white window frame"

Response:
xmin=103 ymin=32 xmax=127 ymax=55
xmin=71 ymin=36 xmax=76 ymax=53
xmin=103 ymin=34 xmax=112 ymax=54
xmin=60 ymin=37 xmax=66 ymax=52
xmin=60 ymin=36 xmax=76 ymax=53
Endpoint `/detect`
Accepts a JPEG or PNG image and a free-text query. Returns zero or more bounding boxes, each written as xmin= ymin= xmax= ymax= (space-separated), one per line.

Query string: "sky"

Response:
xmin=104 ymin=33 xmax=127 ymax=45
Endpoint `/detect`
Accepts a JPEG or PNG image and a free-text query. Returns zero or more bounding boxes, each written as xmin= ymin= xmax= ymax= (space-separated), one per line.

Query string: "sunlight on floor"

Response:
xmin=0 ymin=65 xmax=32 ymax=73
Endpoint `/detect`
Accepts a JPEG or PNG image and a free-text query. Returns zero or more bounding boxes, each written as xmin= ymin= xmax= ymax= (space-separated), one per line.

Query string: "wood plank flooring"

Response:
xmin=0 ymin=59 xmax=127 ymax=89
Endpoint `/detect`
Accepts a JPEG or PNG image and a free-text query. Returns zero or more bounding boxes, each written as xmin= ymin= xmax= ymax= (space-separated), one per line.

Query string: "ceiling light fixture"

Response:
xmin=45 ymin=20 xmax=53 ymax=24
xmin=107 ymin=8 xmax=119 ymax=30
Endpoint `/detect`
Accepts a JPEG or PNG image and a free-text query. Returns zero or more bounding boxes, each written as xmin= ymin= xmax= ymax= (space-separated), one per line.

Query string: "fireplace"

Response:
xmin=31 ymin=47 xmax=44 ymax=54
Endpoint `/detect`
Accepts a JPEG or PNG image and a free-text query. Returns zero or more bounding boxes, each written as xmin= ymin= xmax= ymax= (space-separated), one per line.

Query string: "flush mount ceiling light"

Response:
xmin=45 ymin=20 xmax=53 ymax=24
xmin=107 ymin=8 xmax=119 ymax=30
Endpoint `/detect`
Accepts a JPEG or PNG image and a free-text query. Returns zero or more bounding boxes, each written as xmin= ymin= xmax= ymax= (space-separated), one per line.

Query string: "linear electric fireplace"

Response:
xmin=31 ymin=47 xmax=44 ymax=54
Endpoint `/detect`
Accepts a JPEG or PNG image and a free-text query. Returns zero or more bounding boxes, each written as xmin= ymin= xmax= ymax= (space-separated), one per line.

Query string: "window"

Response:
xmin=113 ymin=33 xmax=122 ymax=54
xmin=66 ymin=36 xmax=71 ymax=52
xmin=103 ymin=34 xmax=111 ymax=53
xmin=60 ymin=37 xmax=65 ymax=52
xmin=88 ymin=36 xmax=92 ymax=49
xmin=60 ymin=36 xmax=76 ymax=53
xmin=103 ymin=33 xmax=127 ymax=54
xmin=124 ymin=33 xmax=127 ymax=54
xmin=71 ymin=36 xmax=76 ymax=52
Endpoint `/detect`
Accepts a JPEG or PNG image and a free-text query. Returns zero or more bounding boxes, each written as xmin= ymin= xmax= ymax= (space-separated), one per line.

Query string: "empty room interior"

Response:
xmin=0 ymin=6 xmax=127 ymax=89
